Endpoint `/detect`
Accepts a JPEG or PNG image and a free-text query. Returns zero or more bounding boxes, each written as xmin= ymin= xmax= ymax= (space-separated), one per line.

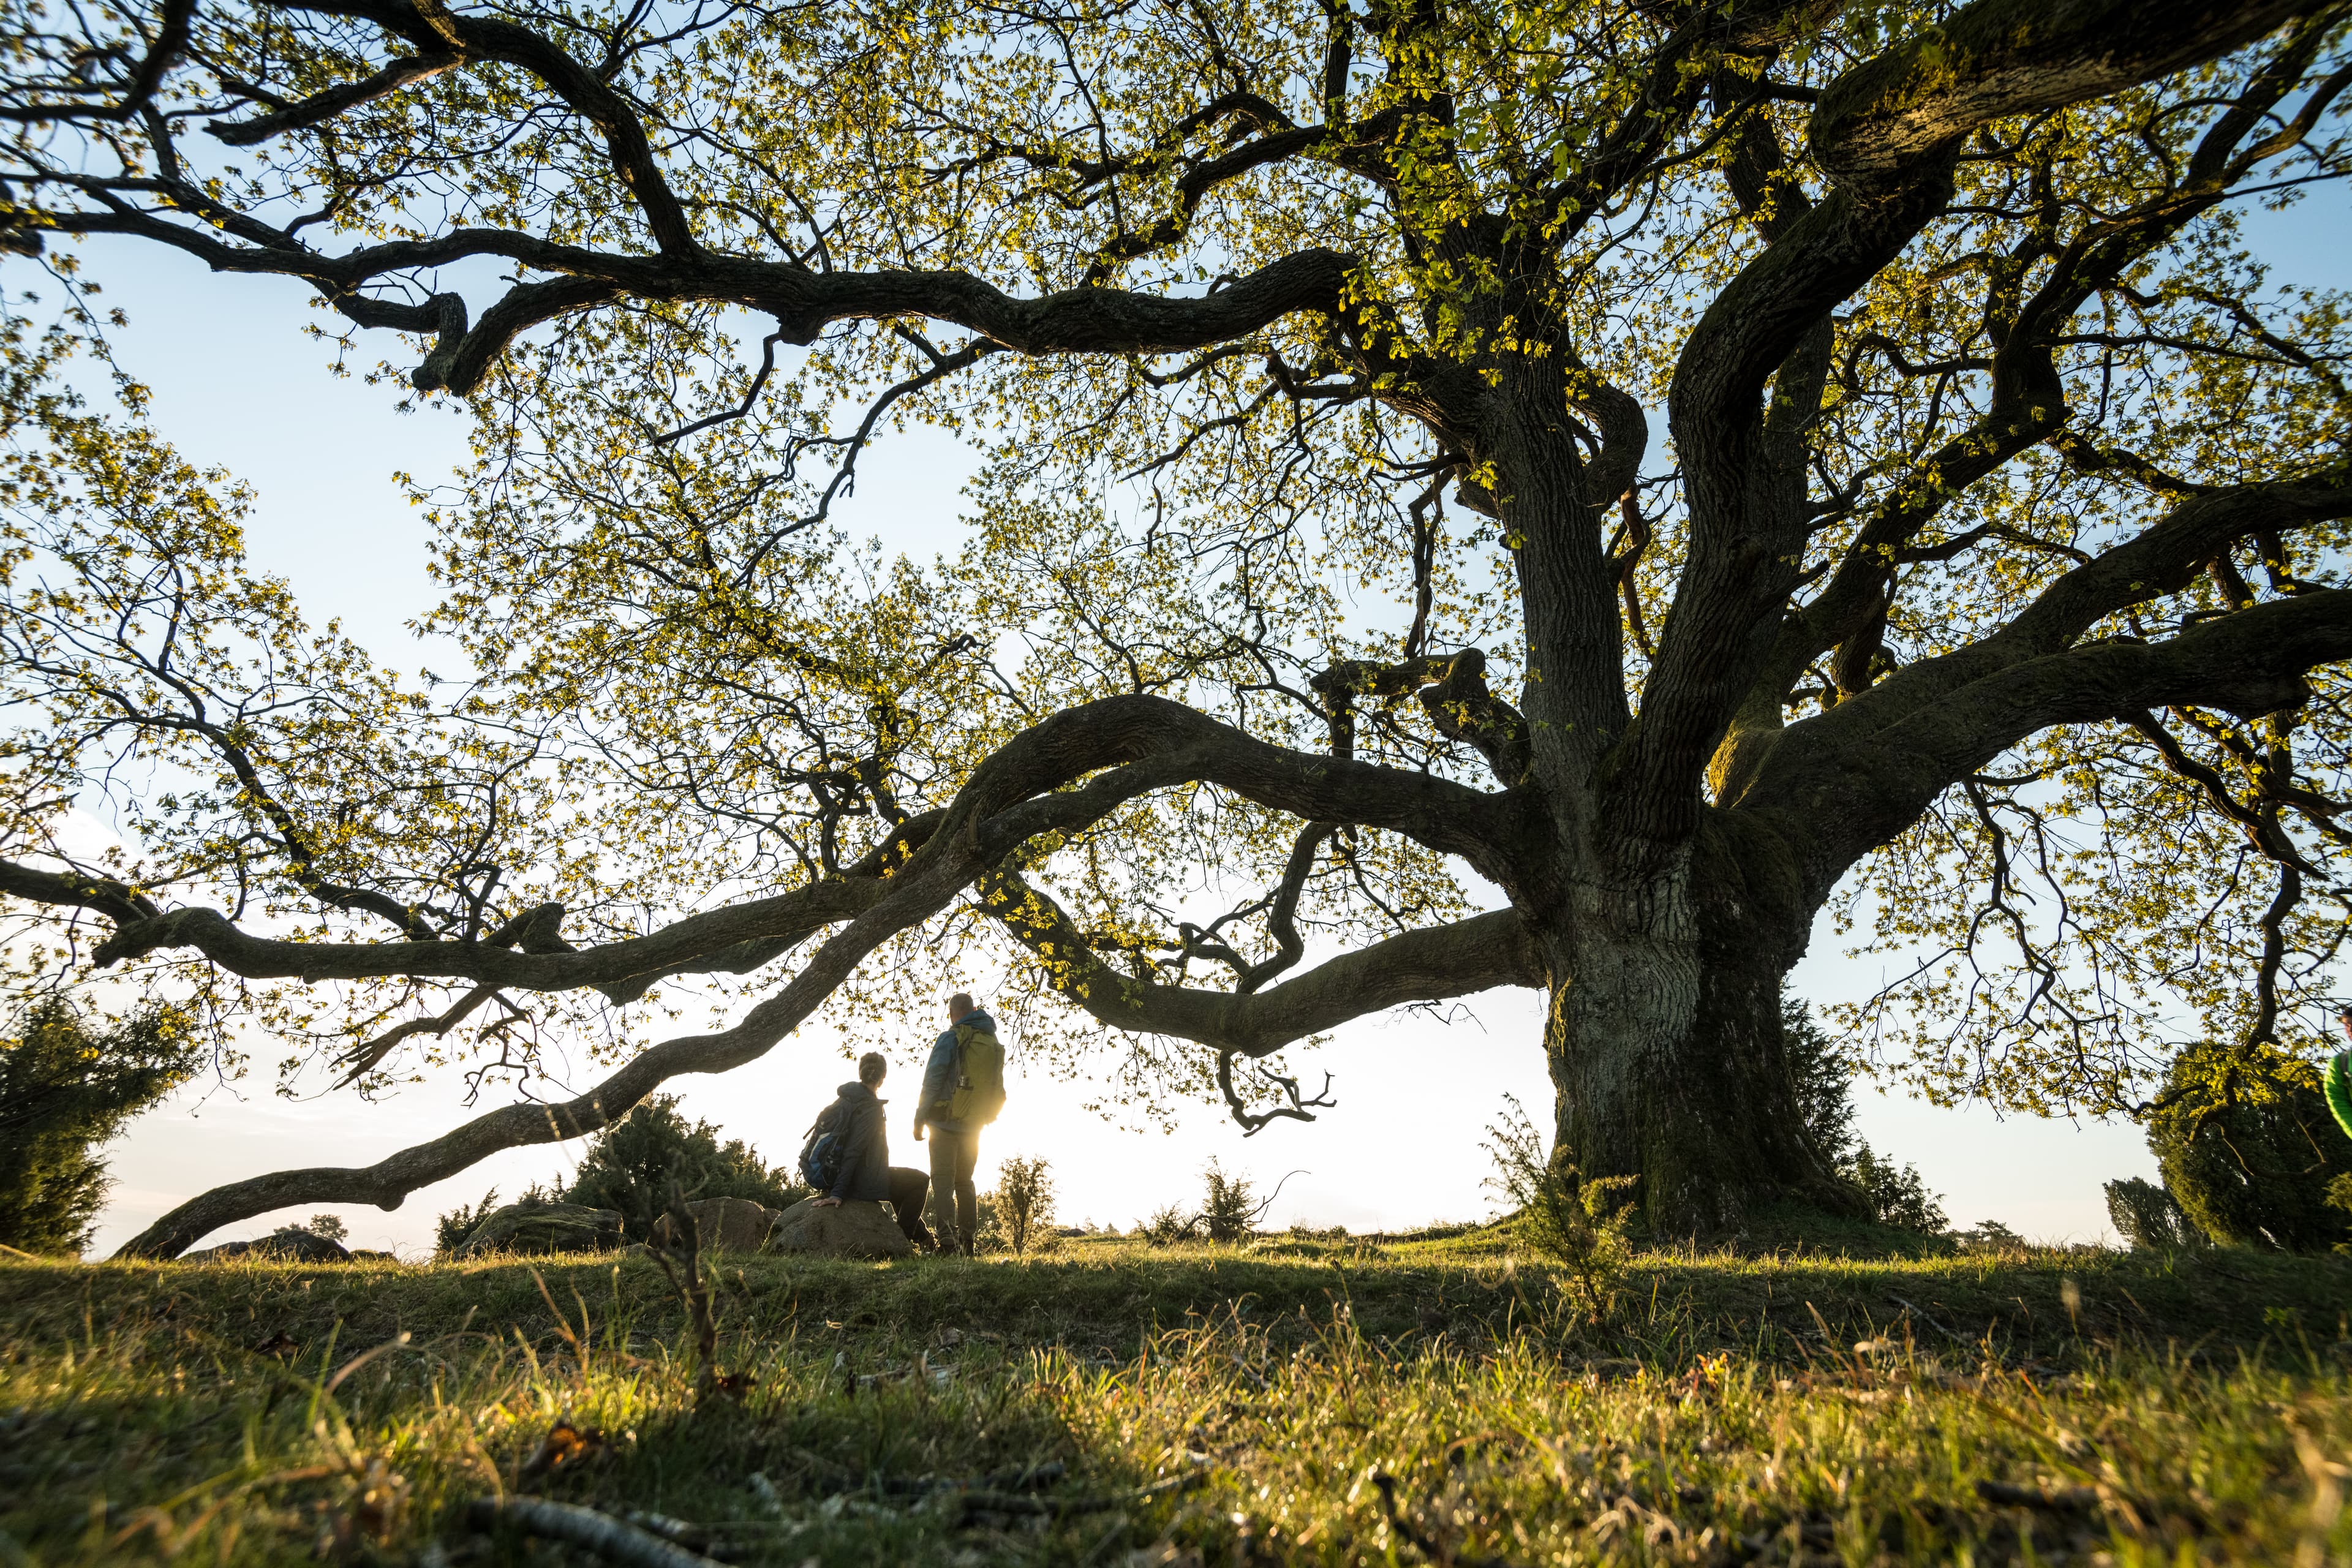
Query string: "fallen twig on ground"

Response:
xmin=1885 ymin=1294 xmax=1975 ymax=1350
xmin=467 ymin=1496 xmax=726 ymax=1567
xmin=954 ymin=1469 xmax=1207 ymax=1523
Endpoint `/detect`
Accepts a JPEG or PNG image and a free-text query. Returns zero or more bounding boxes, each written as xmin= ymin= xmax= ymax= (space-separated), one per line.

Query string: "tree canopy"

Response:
xmin=0 ymin=0 xmax=2346 ymax=1249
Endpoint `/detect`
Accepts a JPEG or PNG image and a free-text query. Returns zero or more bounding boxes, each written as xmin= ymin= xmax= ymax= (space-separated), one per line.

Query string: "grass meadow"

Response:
xmin=4 ymin=1224 xmax=2351 ymax=1565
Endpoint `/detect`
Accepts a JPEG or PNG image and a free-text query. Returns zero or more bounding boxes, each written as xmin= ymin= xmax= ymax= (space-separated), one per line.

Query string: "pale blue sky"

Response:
xmin=29 ymin=183 xmax=2352 ymax=1256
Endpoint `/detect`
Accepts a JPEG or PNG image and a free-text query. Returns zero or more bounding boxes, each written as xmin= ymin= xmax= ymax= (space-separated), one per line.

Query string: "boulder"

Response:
xmin=767 ymin=1198 xmax=912 ymax=1259
xmin=648 ymin=1197 xmax=780 ymax=1253
xmin=183 ymin=1228 xmax=351 ymax=1264
xmin=453 ymin=1202 xmax=625 ymax=1257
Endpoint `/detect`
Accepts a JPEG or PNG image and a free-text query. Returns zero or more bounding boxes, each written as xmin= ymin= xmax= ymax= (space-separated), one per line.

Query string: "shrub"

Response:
xmin=2149 ymin=1039 xmax=2349 ymax=1251
xmin=301 ymin=1213 xmax=349 ymax=1244
xmin=1783 ymin=998 xmax=1859 ymax=1166
xmin=0 ymin=998 xmax=202 ymax=1256
xmin=1952 ymin=1218 xmax=2028 ymax=1255
xmin=1784 ymin=997 xmax=1950 ymax=1231
xmin=987 ymin=1155 xmax=1055 ymax=1254
xmin=560 ymin=1094 xmax=803 ymax=1240
xmin=434 ymin=1189 xmax=503 ymax=1255
xmin=1137 ymin=1202 xmax=1193 ymax=1246
xmin=2105 ymin=1176 xmax=2206 ymax=1251
xmin=1842 ymin=1140 xmax=1948 ymax=1233
xmin=1199 ymin=1158 xmax=1259 ymax=1242
xmin=1483 ymin=1094 xmax=1636 ymax=1319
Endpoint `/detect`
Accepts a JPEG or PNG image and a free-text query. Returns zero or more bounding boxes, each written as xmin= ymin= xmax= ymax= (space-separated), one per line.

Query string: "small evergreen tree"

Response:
xmin=434 ymin=1188 xmax=502 ymax=1255
xmin=1843 ymin=1141 xmax=1949 ymax=1234
xmin=2105 ymin=1176 xmax=2206 ymax=1251
xmin=1782 ymin=998 xmax=1947 ymax=1232
xmin=0 ymin=998 xmax=202 ymax=1256
xmin=301 ymin=1213 xmax=349 ymax=1244
xmin=988 ymin=1155 xmax=1055 ymax=1254
xmin=1199 ymin=1158 xmax=1260 ymax=1242
xmin=1484 ymin=1093 xmax=1637 ymax=1319
xmin=559 ymin=1095 xmax=801 ymax=1240
xmin=2148 ymin=1041 xmax=2348 ymax=1251
xmin=1782 ymin=998 xmax=1858 ymax=1167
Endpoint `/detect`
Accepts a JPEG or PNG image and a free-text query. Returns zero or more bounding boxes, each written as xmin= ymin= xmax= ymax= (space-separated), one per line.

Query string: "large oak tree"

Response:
xmin=0 ymin=0 xmax=2347 ymax=1253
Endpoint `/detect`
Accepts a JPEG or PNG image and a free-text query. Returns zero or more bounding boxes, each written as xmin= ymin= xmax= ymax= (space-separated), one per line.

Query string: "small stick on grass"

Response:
xmin=468 ymin=1497 xmax=726 ymax=1567
xmin=647 ymin=1180 xmax=746 ymax=1396
xmin=952 ymin=1468 xmax=1207 ymax=1521
xmin=1887 ymin=1294 xmax=1975 ymax=1350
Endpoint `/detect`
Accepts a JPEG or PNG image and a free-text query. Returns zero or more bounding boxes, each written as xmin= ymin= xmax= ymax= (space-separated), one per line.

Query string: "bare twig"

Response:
xmin=467 ymin=1497 xmax=727 ymax=1567
xmin=954 ymin=1469 xmax=1208 ymax=1521
xmin=648 ymin=1180 xmax=745 ymax=1396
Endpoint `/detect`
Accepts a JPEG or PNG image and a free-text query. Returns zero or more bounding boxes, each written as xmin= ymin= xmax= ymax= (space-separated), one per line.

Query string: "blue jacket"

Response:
xmin=918 ymin=1009 xmax=996 ymax=1134
xmin=825 ymin=1081 xmax=892 ymax=1202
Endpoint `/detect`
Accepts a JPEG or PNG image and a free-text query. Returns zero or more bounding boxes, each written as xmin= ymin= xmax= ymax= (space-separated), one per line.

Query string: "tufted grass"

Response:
xmin=2 ymin=1229 xmax=2348 ymax=1564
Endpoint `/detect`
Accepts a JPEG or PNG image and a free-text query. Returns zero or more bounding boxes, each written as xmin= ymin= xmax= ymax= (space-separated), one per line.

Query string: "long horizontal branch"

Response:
xmin=1809 ymin=0 xmax=2319 ymax=181
xmin=980 ymin=869 xmax=1541 ymax=1056
xmin=1822 ymin=480 xmax=2352 ymax=746
xmin=0 ymin=859 xmax=162 ymax=925
xmin=105 ymin=695 xmax=1513 ymax=1257
xmin=47 ymin=696 xmax=1512 ymax=995
xmin=51 ymin=194 xmax=1359 ymax=394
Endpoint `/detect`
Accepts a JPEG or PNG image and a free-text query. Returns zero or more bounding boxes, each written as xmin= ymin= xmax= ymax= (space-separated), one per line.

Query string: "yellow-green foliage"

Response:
xmin=4 ymin=1236 xmax=2352 ymax=1564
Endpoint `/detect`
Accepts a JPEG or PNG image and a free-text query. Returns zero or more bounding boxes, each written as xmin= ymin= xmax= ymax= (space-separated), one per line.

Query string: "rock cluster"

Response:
xmin=182 ymin=1228 xmax=351 ymax=1263
xmin=451 ymin=1202 xmax=626 ymax=1257
xmin=647 ymin=1196 xmax=780 ymax=1253
xmin=767 ymin=1197 xmax=912 ymax=1259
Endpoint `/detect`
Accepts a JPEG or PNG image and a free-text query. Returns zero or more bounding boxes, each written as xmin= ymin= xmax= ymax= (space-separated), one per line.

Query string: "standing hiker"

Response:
xmin=913 ymin=992 xmax=1005 ymax=1256
xmin=805 ymin=1051 xmax=937 ymax=1250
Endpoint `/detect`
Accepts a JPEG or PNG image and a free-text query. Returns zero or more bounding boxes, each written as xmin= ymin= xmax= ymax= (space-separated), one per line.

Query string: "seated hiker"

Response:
xmin=805 ymin=1051 xmax=936 ymax=1250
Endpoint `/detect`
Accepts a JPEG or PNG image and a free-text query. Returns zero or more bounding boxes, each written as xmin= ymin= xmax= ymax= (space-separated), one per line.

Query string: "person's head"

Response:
xmin=858 ymin=1050 xmax=887 ymax=1087
xmin=947 ymin=991 xmax=976 ymax=1022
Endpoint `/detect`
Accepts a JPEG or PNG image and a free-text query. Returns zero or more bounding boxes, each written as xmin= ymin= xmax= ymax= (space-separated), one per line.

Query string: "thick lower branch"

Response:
xmin=979 ymin=869 xmax=1540 ymax=1056
xmin=1747 ymin=589 xmax=2352 ymax=898
xmin=107 ymin=695 xmax=1517 ymax=1255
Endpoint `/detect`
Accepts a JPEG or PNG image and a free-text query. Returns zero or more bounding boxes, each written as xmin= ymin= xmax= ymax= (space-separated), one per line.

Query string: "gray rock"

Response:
xmin=648 ymin=1197 xmax=780 ymax=1253
xmin=183 ymin=1228 xmax=351 ymax=1264
xmin=453 ymin=1202 xmax=625 ymax=1257
xmin=767 ymin=1198 xmax=912 ymax=1259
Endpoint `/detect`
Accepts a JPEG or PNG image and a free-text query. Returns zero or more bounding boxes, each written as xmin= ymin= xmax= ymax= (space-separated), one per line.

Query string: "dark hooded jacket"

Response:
xmin=824 ymin=1080 xmax=892 ymax=1202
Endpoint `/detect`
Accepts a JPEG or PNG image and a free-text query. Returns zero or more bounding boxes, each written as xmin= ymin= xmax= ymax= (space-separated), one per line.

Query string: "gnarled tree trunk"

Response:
xmin=1536 ymin=821 xmax=1859 ymax=1233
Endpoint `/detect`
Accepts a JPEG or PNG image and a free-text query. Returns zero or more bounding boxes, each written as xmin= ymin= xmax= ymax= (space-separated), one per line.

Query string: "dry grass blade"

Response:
xmin=324 ymin=1331 xmax=413 ymax=1394
xmin=649 ymin=1182 xmax=720 ymax=1371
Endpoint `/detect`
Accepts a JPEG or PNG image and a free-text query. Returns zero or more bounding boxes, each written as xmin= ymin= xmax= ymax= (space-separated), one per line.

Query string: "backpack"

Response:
xmin=798 ymin=1096 xmax=851 ymax=1191
xmin=946 ymin=1019 xmax=1006 ymax=1126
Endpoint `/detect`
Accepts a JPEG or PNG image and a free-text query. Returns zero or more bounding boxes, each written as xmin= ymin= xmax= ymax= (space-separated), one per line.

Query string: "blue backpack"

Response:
xmin=798 ymin=1097 xmax=850 ymax=1191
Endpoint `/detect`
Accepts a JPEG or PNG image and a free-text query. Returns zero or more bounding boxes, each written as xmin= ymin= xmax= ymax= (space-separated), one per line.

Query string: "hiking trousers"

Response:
xmin=885 ymin=1166 xmax=935 ymax=1250
xmin=925 ymin=1126 xmax=979 ymax=1253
